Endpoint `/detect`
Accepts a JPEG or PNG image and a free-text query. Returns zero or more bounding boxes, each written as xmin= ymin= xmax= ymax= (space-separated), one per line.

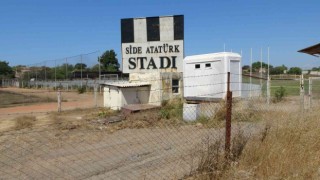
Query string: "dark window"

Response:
xmin=195 ymin=64 xmax=200 ymax=69
xmin=147 ymin=17 xmax=160 ymax=41
xmin=205 ymin=63 xmax=211 ymax=68
xmin=174 ymin=15 xmax=184 ymax=40
xmin=172 ymin=79 xmax=179 ymax=93
xmin=121 ymin=18 xmax=134 ymax=43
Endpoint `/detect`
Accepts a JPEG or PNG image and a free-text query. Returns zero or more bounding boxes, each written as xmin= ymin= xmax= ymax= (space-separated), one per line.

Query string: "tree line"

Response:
xmin=0 ymin=50 xmax=120 ymax=80
xmin=242 ymin=61 xmax=303 ymax=75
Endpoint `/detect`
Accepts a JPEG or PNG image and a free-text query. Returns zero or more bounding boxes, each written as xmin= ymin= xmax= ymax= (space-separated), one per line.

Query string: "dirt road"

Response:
xmin=0 ymin=123 xmax=262 ymax=179
xmin=0 ymin=87 xmax=103 ymax=118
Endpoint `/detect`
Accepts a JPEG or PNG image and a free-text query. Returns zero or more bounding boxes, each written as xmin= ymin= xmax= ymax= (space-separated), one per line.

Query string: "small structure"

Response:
xmin=182 ymin=52 xmax=242 ymax=121
xmin=103 ymin=82 xmax=150 ymax=110
xmin=183 ymin=52 xmax=242 ymax=100
xmin=102 ymin=71 xmax=183 ymax=110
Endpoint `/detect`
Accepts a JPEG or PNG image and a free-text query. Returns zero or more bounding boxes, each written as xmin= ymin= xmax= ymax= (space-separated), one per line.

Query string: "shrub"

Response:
xmin=14 ymin=115 xmax=36 ymax=130
xmin=158 ymin=98 xmax=183 ymax=120
xmin=77 ymin=86 xmax=86 ymax=94
xmin=159 ymin=108 xmax=170 ymax=119
xmin=274 ymin=86 xmax=286 ymax=102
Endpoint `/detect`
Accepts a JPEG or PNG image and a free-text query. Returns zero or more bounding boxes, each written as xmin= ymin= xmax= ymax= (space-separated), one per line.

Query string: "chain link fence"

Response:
xmin=0 ymin=72 xmax=319 ymax=179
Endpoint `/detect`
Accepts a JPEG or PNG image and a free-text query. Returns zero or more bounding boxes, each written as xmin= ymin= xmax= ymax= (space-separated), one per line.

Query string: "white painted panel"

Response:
xmin=183 ymin=52 xmax=241 ymax=99
xmin=110 ymin=86 xmax=121 ymax=110
xmin=134 ymin=18 xmax=147 ymax=43
xmin=103 ymin=87 xmax=110 ymax=108
xmin=122 ymin=40 xmax=183 ymax=73
xmin=160 ymin=17 xmax=174 ymax=41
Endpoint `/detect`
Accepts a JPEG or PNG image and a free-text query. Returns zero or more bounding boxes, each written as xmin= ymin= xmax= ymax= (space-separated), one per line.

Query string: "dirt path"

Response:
xmin=0 ymin=87 xmax=103 ymax=118
xmin=0 ymin=123 xmax=263 ymax=180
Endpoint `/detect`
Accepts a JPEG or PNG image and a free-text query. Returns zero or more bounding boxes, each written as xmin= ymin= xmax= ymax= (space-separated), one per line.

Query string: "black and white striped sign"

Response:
xmin=121 ymin=15 xmax=184 ymax=73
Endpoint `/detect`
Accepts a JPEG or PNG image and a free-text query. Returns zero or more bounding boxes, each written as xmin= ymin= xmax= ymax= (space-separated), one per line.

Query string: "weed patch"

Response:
xmin=14 ymin=115 xmax=36 ymax=130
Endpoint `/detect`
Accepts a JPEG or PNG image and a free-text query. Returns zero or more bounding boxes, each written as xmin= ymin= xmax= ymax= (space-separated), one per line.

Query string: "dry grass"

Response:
xmin=14 ymin=115 xmax=36 ymax=130
xmin=187 ymin=128 xmax=250 ymax=180
xmin=0 ymin=90 xmax=54 ymax=108
xmin=223 ymin=109 xmax=320 ymax=179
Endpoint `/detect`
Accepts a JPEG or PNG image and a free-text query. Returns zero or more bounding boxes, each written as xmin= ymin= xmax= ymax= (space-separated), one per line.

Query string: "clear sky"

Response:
xmin=1 ymin=0 xmax=320 ymax=69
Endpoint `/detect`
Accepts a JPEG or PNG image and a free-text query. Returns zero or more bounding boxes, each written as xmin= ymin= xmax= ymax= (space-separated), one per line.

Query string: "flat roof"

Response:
xmin=101 ymin=82 xmax=150 ymax=88
xmin=184 ymin=52 xmax=241 ymax=63
xmin=298 ymin=43 xmax=320 ymax=57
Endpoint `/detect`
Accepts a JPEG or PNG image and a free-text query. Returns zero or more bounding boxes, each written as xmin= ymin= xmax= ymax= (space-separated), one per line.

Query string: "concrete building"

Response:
xmin=102 ymin=15 xmax=184 ymax=110
xmin=102 ymin=71 xmax=183 ymax=110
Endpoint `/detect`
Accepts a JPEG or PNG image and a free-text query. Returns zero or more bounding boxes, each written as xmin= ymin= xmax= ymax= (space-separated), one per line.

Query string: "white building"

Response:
xmin=183 ymin=52 xmax=242 ymax=100
xmin=103 ymin=15 xmax=185 ymax=110
xmin=103 ymin=71 xmax=183 ymax=110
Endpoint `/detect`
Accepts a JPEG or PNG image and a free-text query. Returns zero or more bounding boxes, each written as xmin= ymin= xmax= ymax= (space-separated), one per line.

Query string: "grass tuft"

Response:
xmin=14 ymin=115 xmax=36 ymax=130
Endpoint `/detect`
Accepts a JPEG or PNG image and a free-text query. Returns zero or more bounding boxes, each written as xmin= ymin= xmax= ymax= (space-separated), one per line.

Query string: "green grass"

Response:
xmin=243 ymin=76 xmax=320 ymax=97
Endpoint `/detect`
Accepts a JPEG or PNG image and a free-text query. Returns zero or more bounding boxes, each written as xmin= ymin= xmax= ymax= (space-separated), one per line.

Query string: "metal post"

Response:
xmin=65 ymin=58 xmax=68 ymax=80
xmin=250 ymin=48 xmax=252 ymax=98
xmin=300 ymin=74 xmax=305 ymax=111
xmin=55 ymin=60 xmax=57 ymax=89
xmin=94 ymin=84 xmax=98 ymax=108
xmin=225 ymin=72 xmax=232 ymax=160
xmin=35 ymin=69 xmax=38 ymax=89
xmin=98 ymin=56 xmax=101 ymax=82
xmin=267 ymin=47 xmax=270 ymax=105
xmin=80 ymin=54 xmax=83 ymax=88
xmin=260 ymin=48 xmax=263 ymax=88
xmin=267 ymin=76 xmax=270 ymax=105
xmin=57 ymin=89 xmax=61 ymax=112
xmin=44 ymin=62 xmax=47 ymax=83
xmin=309 ymin=77 xmax=312 ymax=109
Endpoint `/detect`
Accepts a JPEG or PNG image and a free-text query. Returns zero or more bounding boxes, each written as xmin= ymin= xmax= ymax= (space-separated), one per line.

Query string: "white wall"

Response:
xmin=184 ymin=52 xmax=241 ymax=99
xmin=104 ymin=86 xmax=122 ymax=110
xmin=120 ymin=86 xmax=150 ymax=107
xmin=184 ymin=60 xmax=225 ymax=98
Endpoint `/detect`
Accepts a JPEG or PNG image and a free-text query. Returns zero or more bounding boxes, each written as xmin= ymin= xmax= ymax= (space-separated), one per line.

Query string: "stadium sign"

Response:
xmin=121 ymin=15 xmax=184 ymax=73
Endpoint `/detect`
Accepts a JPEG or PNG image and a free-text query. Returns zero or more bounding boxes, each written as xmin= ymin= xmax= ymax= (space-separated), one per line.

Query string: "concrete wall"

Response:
xmin=130 ymin=72 xmax=183 ymax=106
xmin=160 ymin=72 xmax=183 ymax=101
xmin=104 ymin=85 xmax=151 ymax=110
xmin=130 ymin=72 xmax=162 ymax=105
xmin=120 ymin=86 xmax=150 ymax=107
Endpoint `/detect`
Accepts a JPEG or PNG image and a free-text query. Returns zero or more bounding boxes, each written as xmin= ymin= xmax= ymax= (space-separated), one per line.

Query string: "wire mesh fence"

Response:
xmin=0 ymin=72 xmax=319 ymax=179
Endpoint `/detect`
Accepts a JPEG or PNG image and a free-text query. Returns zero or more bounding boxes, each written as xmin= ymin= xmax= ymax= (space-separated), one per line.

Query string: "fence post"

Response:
xmin=225 ymin=72 xmax=232 ymax=160
xmin=300 ymin=74 xmax=305 ymax=113
xmin=267 ymin=76 xmax=270 ymax=105
xmin=57 ymin=89 xmax=61 ymax=112
xmin=94 ymin=84 xmax=98 ymax=108
xmin=309 ymin=77 xmax=312 ymax=109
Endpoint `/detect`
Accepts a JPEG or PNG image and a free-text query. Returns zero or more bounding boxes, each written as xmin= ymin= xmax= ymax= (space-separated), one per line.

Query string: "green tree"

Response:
xmin=270 ymin=65 xmax=288 ymax=75
xmin=251 ymin=61 xmax=270 ymax=71
xmin=74 ymin=63 xmax=87 ymax=70
xmin=0 ymin=61 xmax=14 ymax=78
xmin=288 ymin=67 xmax=302 ymax=75
xmin=99 ymin=50 xmax=120 ymax=72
